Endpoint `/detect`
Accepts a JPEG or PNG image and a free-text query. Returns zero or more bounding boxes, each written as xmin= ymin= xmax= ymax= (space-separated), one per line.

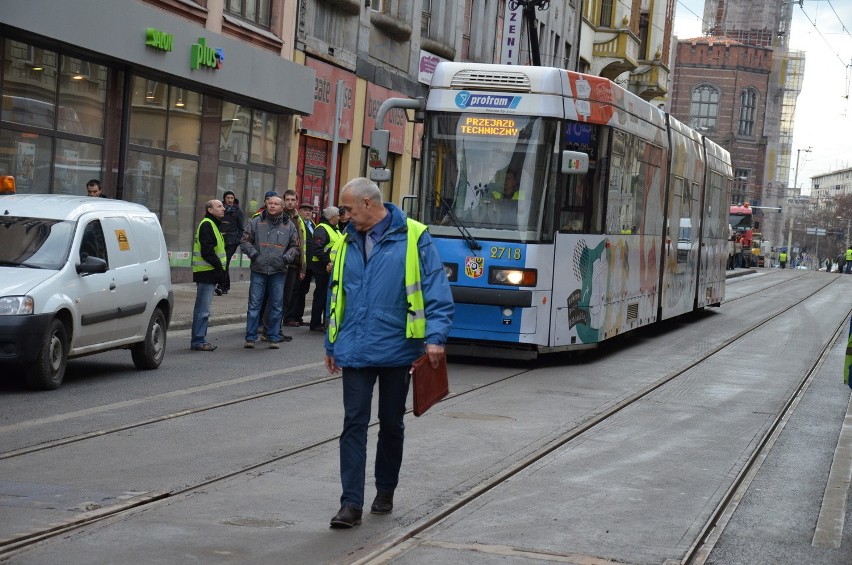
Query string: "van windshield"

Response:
xmin=0 ymin=217 xmax=75 ymax=270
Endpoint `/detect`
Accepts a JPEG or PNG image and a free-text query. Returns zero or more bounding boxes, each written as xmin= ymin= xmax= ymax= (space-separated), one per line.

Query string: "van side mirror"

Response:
xmin=76 ymin=255 xmax=108 ymax=275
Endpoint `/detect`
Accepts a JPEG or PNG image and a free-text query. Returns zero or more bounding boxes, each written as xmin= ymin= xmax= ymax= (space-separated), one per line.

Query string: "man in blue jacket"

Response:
xmin=325 ymin=177 xmax=454 ymax=528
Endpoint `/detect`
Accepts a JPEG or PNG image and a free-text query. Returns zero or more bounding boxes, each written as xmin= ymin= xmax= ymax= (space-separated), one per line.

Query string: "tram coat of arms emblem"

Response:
xmin=465 ymin=256 xmax=484 ymax=279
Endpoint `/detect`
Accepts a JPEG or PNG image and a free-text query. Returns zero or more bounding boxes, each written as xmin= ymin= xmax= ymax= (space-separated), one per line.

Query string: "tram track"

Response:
xmin=0 ymin=270 xmax=815 ymax=463
xmin=0 ymin=274 xmax=840 ymax=561
xmin=346 ymin=275 xmax=848 ymax=564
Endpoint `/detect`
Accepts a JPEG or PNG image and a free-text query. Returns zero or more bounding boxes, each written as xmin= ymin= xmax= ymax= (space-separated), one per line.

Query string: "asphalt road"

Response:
xmin=1 ymin=269 xmax=850 ymax=564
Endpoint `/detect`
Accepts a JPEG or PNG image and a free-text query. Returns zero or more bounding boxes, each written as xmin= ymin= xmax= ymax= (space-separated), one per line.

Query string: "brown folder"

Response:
xmin=410 ymin=353 xmax=449 ymax=417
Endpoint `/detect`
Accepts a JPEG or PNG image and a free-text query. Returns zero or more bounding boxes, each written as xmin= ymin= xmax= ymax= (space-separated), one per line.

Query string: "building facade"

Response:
xmin=0 ymin=0 xmax=314 ymax=281
xmin=671 ymin=37 xmax=772 ymax=206
xmin=812 ymin=168 xmax=852 ymax=204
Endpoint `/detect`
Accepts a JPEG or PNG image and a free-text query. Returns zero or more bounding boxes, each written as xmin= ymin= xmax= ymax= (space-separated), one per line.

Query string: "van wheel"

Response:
xmin=132 ymin=308 xmax=167 ymax=370
xmin=26 ymin=318 xmax=68 ymax=390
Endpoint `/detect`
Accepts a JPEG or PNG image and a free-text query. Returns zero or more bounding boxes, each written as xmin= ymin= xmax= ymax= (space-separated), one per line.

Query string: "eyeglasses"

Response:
xmin=338 ymin=206 xmax=350 ymax=213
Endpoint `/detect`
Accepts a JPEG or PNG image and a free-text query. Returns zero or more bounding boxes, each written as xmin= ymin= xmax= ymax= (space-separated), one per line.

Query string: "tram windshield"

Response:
xmin=422 ymin=112 xmax=558 ymax=242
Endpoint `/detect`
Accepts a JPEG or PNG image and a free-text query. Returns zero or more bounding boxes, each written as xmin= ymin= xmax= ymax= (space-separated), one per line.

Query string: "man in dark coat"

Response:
xmin=217 ymin=190 xmax=244 ymax=295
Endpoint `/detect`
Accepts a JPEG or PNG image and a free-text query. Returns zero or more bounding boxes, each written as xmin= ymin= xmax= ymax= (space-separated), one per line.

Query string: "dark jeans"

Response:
xmin=246 ymin=271 xmax=285 ymax=342
xmin=191 ymin=282 xmax=215 ymax=347
xmin=282 ymin=266 xmax=300 ymax=323
xmin=286 ymin=269 xmax=312 ymax=323
xmin=339 ymin=365 xmax=411 ymax=510
xmin=219 ymin=242 xmax=239 ymax=292
xmin=310 ymin=270 xmax=330 ymax=328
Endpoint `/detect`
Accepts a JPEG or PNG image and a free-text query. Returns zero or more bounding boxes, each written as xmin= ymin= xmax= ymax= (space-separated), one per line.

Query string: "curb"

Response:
xmin=171 ymin=314 xmax=248 ymax=332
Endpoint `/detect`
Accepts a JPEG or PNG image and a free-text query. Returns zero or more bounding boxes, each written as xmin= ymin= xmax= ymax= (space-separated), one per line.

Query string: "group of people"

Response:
xmin=190 ymin=188 xmax=353 ymax=350
xmin=190 ymin=177 xmax=454 ymax=529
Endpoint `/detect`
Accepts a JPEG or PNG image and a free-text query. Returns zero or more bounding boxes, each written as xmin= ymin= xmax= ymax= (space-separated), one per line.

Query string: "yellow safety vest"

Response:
xmin=192 ymin=217 xmax=226 ymax=272
xmin=779 ymin=252 xmax=788 ymax=262
xmin=846 ymin=249 xmax=852 ymax=261
xmin=491 ymin=190 xmax=521 ymax=200
xmin=296 ymin=215 xmax=307 ymax=271
xmin=328 ymin=218 xmax=427 ymax=343
xmin=311 ymin=224 xmax=342 ymax=262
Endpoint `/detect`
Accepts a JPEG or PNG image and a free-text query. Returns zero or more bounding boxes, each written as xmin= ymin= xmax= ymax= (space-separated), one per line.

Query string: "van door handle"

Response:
xmin=110 ymin=283 xmax=116 ymax=290
xmin=143 ymin=274 xmax=149 ymax=282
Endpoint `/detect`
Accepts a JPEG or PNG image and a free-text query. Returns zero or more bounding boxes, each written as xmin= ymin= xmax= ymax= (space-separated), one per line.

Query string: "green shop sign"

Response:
xmin=145 ymin=28 xmax=174 ymax=52
xmin=191 ymin=38 xmax=224 ymax=70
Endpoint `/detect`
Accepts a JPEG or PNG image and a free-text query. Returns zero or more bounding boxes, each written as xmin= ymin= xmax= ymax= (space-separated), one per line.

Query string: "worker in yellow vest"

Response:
xmin=779 ymin=250 xmax=788 ymax=269
xmin=845 ymin=247 xmax=852 ymax=274
xmin=190 ymin=199 xmax=226 ymax=351
xmin=326 ymin=177 xmax=453 ymax=529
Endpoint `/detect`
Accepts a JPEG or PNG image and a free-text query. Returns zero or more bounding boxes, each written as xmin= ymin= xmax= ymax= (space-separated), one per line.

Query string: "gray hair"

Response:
xmin=323 ymin=206 xmax=340 ymax=219
xmin=341 ymin=177 xmax=382 ymax=204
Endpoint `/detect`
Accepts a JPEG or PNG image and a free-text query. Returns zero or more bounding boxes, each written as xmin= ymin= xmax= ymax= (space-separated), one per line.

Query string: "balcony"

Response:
xmin=629 ymin=61 xmax=669 ymax=101
xmin=592 ymin=29 xmax=640 ymax=80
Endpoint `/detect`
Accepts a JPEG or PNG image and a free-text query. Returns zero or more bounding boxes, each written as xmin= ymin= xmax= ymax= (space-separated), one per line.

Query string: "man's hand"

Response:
xmin=325 ymin=354 xmax=340 ymax=374
xmin=425 ymin=344 xmax=445 ymax=369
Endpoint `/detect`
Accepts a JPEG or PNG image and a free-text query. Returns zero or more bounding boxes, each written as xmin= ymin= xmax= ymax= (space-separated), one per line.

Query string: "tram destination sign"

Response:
xmin=458 ymin=116 xmax=519 ymax=137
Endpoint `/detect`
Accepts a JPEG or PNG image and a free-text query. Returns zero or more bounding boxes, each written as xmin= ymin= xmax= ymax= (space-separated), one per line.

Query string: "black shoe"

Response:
xmin=309 ymin=326 xmax=324 ymax=332
xmin=370 ymin=491 xmax=394 ymax=515
xmin=330 ymin=506 xmax=362 ymax=528
xmin=282 ymin=335 xmax=293 ymax=342
xmin=214 ymin=287 xmax=223 ymax=296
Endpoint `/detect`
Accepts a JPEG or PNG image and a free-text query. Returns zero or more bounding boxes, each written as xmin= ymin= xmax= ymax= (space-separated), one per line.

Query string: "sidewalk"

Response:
xmin=168 ymin=269 xmax=758 ymax=331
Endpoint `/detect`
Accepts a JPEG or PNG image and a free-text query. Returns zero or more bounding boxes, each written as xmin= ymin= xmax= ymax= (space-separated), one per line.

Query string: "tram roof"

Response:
xmin=427 ymin=62 xmax=668 ymax=139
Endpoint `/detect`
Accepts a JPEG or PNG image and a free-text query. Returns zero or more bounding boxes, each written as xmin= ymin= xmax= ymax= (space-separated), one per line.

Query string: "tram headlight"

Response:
xmin=443 ymin=262 xmax=458 ymax=282
xmin=489 ymin=267 xmax=537 ymax=287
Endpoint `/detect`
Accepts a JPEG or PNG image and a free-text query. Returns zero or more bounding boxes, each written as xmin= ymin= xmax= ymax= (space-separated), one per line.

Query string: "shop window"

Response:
xmin=168 ymin=88 xmax=201 ymax=155
xmin=250 ymin=109 xmax=277 ymax=166
xmin=248 ymin=170 xmax=275 ymax=212
xmin=130 ymin=76 xmax=167 ymax=149
xmin=2 ymin=40 xmax=58 ymax=130
xmin=218 ymin=102 xmax=280 ymax=233
xmin=217 ymin=166 xmax=249 ymax=212
xmin=125 ymin=151 xmax=164 ymax=211
xmin=58 ymin=55 xmax=107 ymax=137
xmin=225 ymin=0 xmax=271 ymax=28
xmin=53 ymin=139 xmax=103 ymax=195
xmin=0 ymin=40 xmax=105 ymax=194
xmin=0 ymin=129 xmax=53 ymax=193
xmin=126 ymin=76 xmax=205 ymax=259
xmin=162 ymin=158 xmax=198 ymax=258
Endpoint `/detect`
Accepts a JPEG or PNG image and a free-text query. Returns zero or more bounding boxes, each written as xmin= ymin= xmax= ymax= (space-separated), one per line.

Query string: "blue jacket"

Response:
xmin=325 ymin=203 xmax=454 ymax=367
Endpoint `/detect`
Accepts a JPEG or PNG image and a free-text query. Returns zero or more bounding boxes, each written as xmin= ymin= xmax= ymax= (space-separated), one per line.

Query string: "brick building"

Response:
xmin=671 ymin=37 xmax=772 ymax=206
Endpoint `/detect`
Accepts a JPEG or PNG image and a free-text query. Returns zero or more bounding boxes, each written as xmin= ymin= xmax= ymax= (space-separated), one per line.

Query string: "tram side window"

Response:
xmin=606 ymin=131 xmax=639 ymax=235
xmin=704 ymin=171 xmax=725 ymax=239
xmin=560 ymin=122 xmax=605 ymax=234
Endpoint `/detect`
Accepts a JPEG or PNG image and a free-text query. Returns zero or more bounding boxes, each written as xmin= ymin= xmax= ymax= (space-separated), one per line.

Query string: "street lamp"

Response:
xmin=787 ymin=147 xmax=813 ymax=258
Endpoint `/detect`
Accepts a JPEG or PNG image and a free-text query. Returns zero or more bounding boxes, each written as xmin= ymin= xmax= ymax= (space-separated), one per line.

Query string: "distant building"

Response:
xmin=671 ymin=0 xmax=803 ymax=250
xmin=812 ymin=168 xmax=852 ymax=204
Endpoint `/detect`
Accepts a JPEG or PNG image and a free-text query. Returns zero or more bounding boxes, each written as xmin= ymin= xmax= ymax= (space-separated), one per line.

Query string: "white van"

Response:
xmin=0 ymin=194 xmax=173 ymax=389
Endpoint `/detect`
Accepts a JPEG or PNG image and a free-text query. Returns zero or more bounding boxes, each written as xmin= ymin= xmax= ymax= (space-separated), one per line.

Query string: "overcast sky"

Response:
xmin=673 ymin=0 xmax=852 ymax=193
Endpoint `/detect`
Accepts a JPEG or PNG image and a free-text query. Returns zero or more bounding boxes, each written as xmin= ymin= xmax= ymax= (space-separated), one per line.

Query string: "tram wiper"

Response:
xmin=439 ymin=196 xmax=481 ymax=251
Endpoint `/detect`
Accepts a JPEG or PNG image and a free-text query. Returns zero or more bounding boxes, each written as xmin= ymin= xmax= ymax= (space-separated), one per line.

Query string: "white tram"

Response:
xmin=375 ymin=62 xmax=733 ymax=359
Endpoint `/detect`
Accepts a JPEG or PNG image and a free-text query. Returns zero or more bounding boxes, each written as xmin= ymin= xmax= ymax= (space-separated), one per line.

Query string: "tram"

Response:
xmin=372 ymin=62 xmax=732 ymax=359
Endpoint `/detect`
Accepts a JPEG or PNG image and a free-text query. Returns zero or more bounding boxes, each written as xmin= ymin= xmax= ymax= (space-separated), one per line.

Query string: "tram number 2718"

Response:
xmin=490 ymin=246 xmax=522 ymax=260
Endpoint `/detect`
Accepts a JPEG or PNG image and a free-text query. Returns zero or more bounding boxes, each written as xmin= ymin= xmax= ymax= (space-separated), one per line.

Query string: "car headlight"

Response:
xmin=489 ymin=268 xmax=537 ymax=286
xmin=0 ymin=296 xmax=34 ymax=315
